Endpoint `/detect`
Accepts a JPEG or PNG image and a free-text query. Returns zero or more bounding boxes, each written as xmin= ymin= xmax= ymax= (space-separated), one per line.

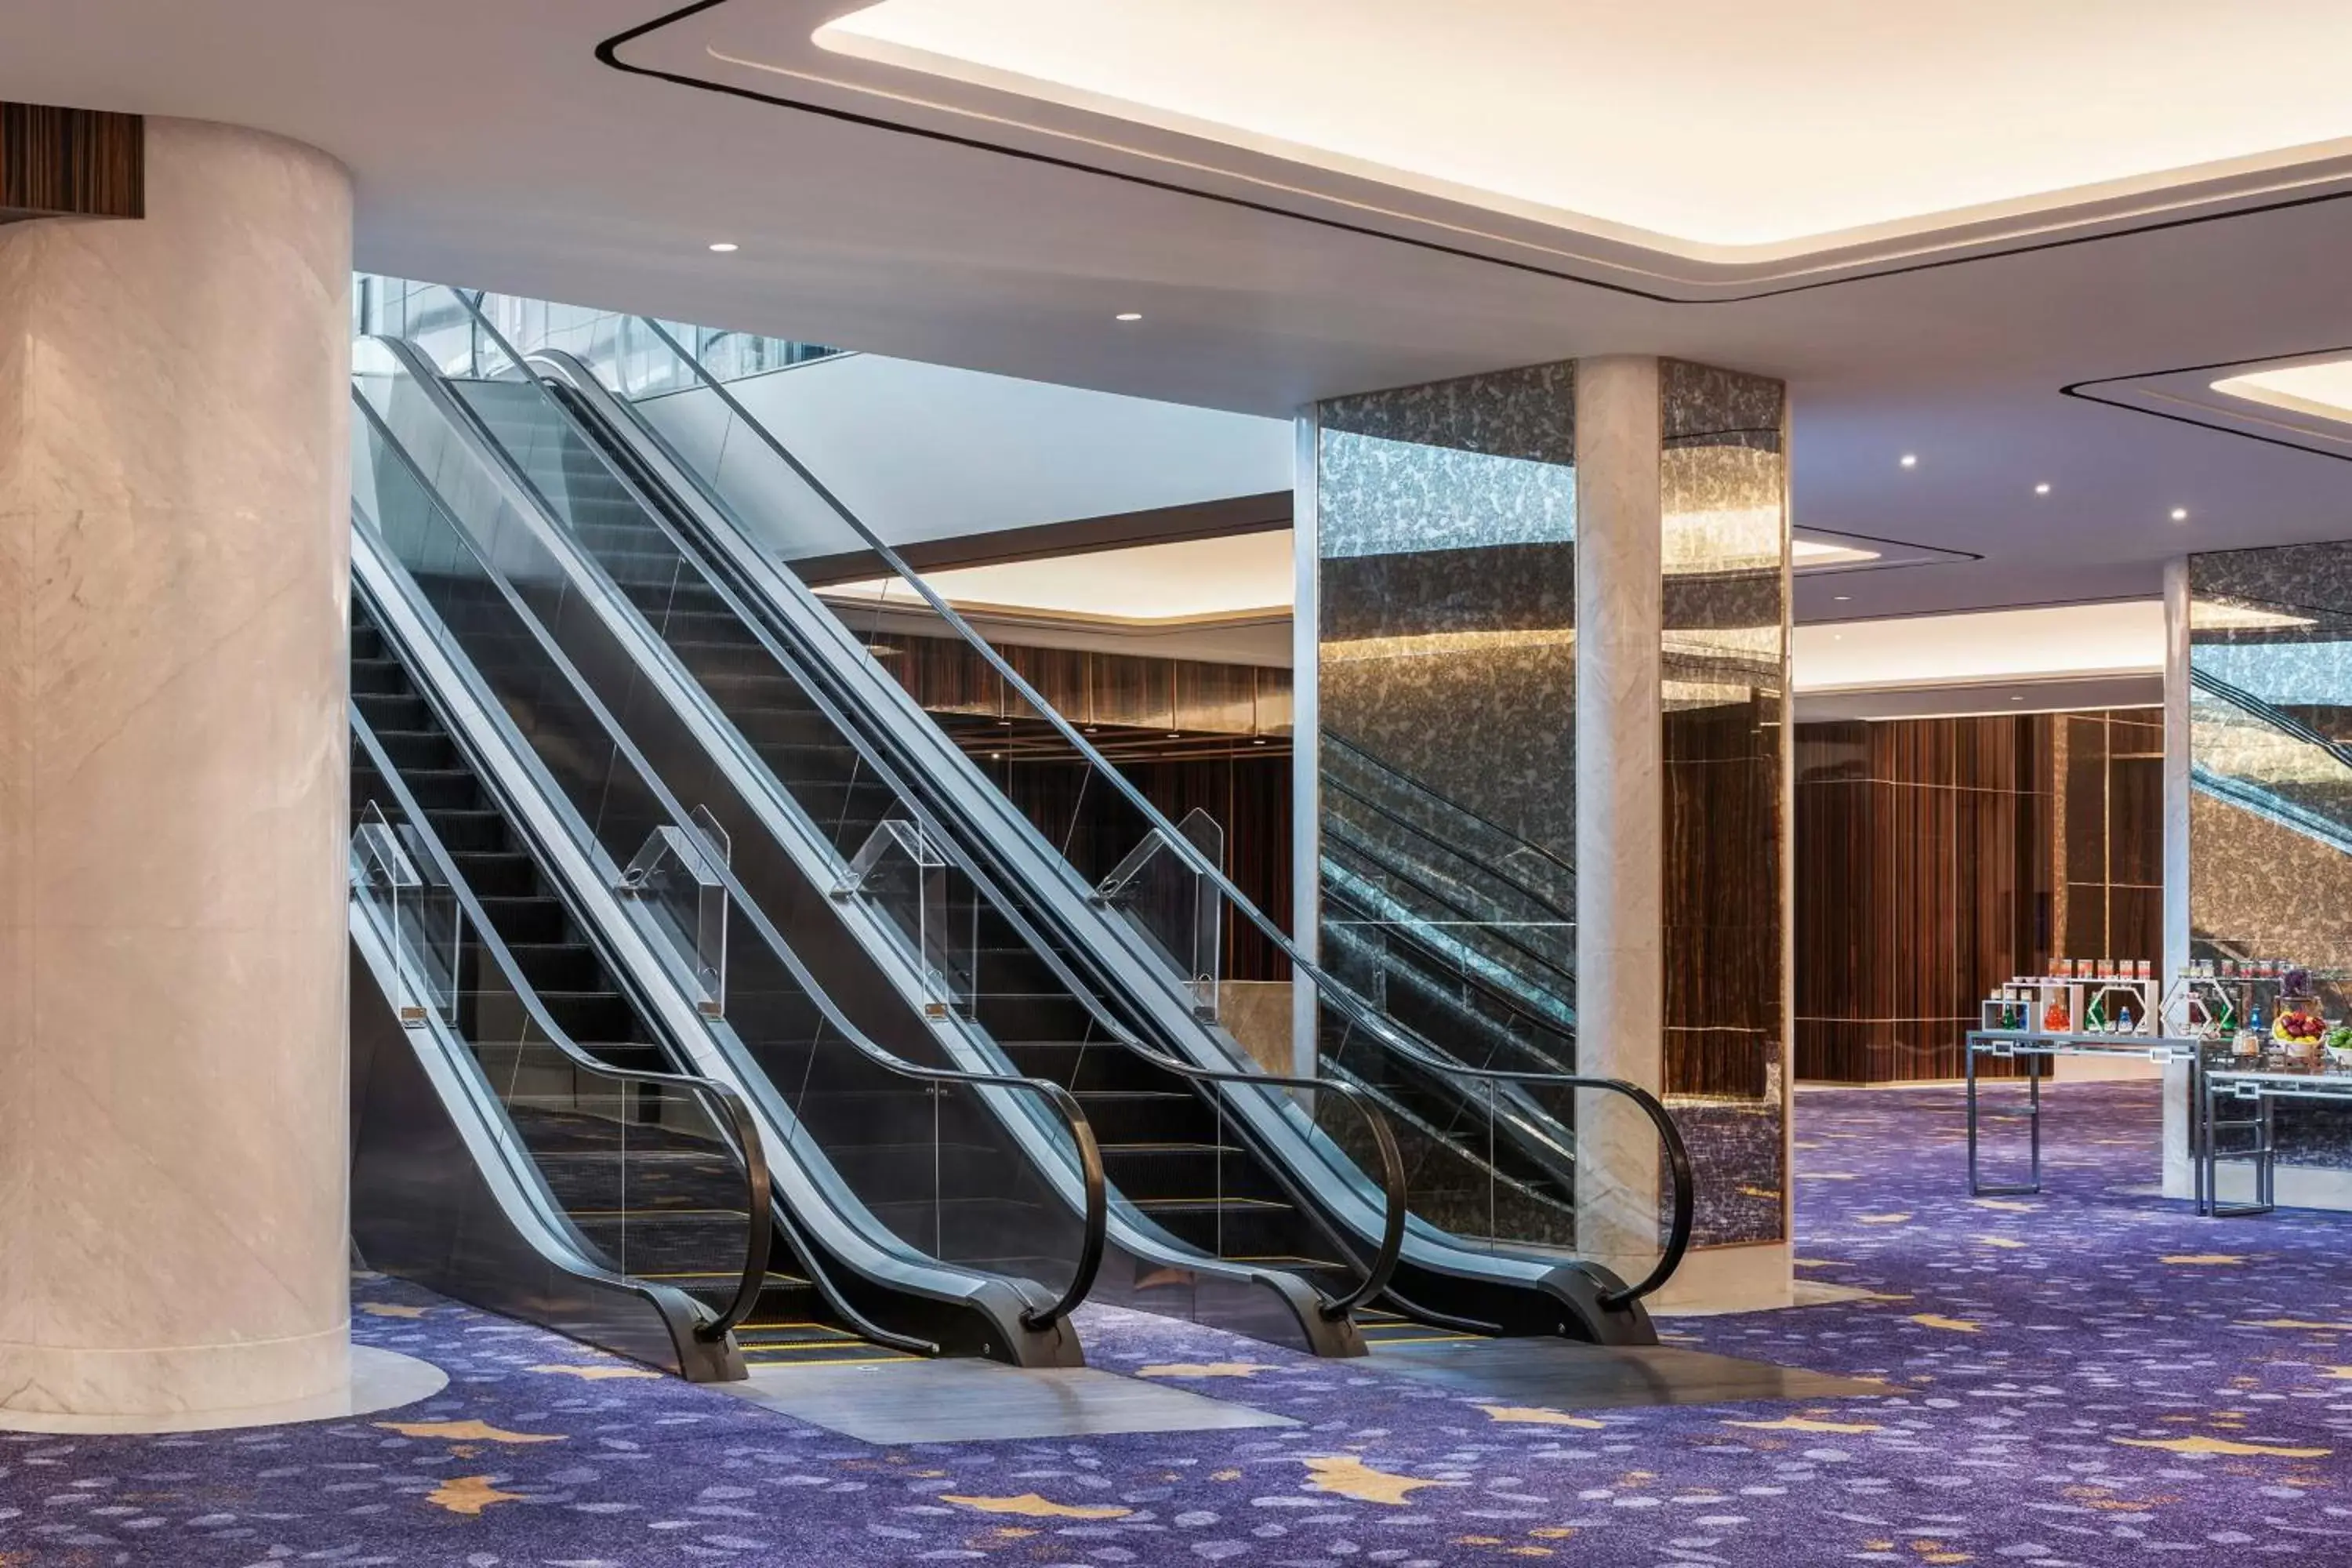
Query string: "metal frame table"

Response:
xmin=2201 ymin=1062 xmax=2352 ymax=1218
xmin=1965 ymin=1030 xmax=2205 ymax=1199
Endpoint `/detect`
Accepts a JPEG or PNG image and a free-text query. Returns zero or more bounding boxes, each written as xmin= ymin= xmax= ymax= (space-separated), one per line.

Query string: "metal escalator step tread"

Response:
xmin=740 ymin=1348 xmax=917 ymax=1367
xmin=1360 ymin=1327 xmax=1485 ymax=1345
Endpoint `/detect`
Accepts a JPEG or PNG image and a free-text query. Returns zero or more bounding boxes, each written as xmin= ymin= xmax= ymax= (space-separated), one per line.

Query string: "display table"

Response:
xmin=2201 ymin=1059 xmax=2352 ymax=1218
xmin=1965 ymin=1029 xmax=2205 ymax=1199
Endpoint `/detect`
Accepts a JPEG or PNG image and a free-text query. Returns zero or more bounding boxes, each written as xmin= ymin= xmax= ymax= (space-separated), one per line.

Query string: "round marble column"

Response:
xmin=0 ymin=118 xmax=353 ymax=1418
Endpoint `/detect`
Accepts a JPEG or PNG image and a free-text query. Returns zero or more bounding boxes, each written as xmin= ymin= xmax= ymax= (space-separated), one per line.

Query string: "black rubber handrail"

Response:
xmin=606 ymin=311 xmax=1696 ymax=1307
xmin=353 ymin=382 xmax=1109 ymax=1333
xmin=350 ymin=701 xmax=774 ymax=1340
xmin=517 ymin=344 xmax=1414 ymax=1326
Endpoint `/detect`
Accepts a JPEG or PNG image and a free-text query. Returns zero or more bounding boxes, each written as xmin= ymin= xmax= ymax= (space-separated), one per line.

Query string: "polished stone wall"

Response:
xmin=1308 ymin=356 xmax=1791 ymax=1267
xmin=1316 ymin=362 xmax=1579 ymax=858
xmin=0 ymin=119 xmax=352 ymax=1418
xmin=1312 ymin=361 xmax=1581 ymax=1247
xmin=2187 ymin=541 xmax=2352 ymax=1013
xmin=1657 ymin=360 xmax=1789 ymax=1243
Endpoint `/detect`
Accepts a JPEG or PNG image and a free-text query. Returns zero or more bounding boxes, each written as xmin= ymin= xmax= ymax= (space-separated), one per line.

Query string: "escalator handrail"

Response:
xmin=349 ymin=700 xmax=775 ymax=1341
xmin=519 ymin=344 xmax=1417 ymax=1324
xmin=1323 ymin=733 xmax=1577 ymax=920
xmin=1322 ymin=815 xmax=1579 ymax=1002
xmin=612 ymin=310 xmax=1693 ymax=1306
xmin=353 ymin=381 xmax=1108 ymax=1334
xmin=2190 ymin=666 xmax=2352 ymax=774
xmin=1322 ymin=868 xmax=1576 ymax=1074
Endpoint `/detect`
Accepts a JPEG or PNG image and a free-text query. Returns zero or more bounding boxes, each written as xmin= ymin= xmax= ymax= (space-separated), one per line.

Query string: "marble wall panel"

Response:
xmin=0 ymin=118 xmax=351 ymax=1418
xmin=1315 ymin=361 xmax=1583 ymax=1249
xmin=2187 ymin=542 xmax=2352 ymax=1014
xmin=1657 ymin=360 xmax=1788 ymax=1243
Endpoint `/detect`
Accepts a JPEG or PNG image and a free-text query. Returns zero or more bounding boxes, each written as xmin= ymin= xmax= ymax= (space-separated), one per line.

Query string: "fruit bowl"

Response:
xmin=2274 ymin=1009 xmax=2327 ymax=1045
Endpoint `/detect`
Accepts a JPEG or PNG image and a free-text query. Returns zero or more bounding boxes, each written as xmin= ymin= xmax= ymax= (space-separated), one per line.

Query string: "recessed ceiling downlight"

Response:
xmin=1115 ymin=311 xmax=1143 ymax=321
xmin=708 ymin=241 xmax=739 ymax=252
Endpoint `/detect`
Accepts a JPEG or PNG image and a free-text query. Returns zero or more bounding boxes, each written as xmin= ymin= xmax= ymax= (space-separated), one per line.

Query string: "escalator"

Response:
xmin=347 ymin=678 xmax=770 ymax=1381
xmin=354 ymin=600 xmax=909 ymax=1368
xmin=363 ymin=318 xmax=1396 ymax=1358
xmin=396 ymin=291 xmax=1693 ymax=1346
xmin=349 ymin=381 xmax=1109 ymax=1368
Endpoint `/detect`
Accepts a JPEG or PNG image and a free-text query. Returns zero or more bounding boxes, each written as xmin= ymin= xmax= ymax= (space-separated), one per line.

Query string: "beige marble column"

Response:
xmin=0 ymin=118 xmax=352 ymax=1417
xmin=1572 ymin=355 xmax=1666 ymax=1277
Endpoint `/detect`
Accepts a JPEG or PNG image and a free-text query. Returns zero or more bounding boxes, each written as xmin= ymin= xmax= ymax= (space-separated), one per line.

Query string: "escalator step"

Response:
xmin=366 ymin=728 xmax=456 ymax=771
xmin=352 ymin=691 xmax=430 ymax=731
xmin=474 ymin=895 xmax=569 ymax=946
xmin=448 ymin=849 xmax=539 ymax=898
xmin=398 ymin=768 xmax=481 ymax=811
xmin=419 ymin=807 xmax=508 ymax=852
xmin=503 ymin=942 xmax=603 ymax=993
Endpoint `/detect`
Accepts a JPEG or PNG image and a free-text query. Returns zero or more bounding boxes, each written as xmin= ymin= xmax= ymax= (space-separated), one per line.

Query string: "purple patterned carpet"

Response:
xmin=10 ymin=1081 xmax=2352 ymax=1565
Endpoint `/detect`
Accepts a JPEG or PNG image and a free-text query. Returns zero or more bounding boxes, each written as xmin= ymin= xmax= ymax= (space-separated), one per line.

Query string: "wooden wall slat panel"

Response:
xmin=1797 ymin=708 xmax=2156 ymax=1083
xmin=1 ymin=103 xmax=141 ymax=220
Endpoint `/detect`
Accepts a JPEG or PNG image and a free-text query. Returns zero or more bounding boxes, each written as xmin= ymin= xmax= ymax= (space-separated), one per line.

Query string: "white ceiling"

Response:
xmin=9 ymin=1 xmax=2352 ymax=628
xmin=820 ymin=0 xmax=2352 ymax=253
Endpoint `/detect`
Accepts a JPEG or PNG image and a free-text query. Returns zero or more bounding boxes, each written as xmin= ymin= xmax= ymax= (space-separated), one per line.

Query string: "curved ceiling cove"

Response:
xmin=619 ymin=0 xmax=2352 ymax=297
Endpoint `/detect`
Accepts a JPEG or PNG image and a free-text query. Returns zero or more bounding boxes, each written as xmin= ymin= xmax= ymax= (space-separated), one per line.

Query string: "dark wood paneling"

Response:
xmin=1 ymin=103 xmax=141 ymax=220
xmin=792 ymin=492 xmax=1290 ymax=585
xmin=877 ymin=628 xmax=1287 ymax=741
xmin=1795 ymin=714 xmax=2054 ymax=1083
xmin=1664 ymin=696 xmax=1782 ymax=1098
xmin=977 ymin=750 xmax=1293 ymax=982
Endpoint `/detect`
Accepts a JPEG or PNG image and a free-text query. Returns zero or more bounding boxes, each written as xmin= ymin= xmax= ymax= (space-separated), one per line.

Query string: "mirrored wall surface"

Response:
xmin=1314 ymin=362 xmax=1581 ymax=1244
xmin=1659 ymin=360 xmax=1789 ymax=1247
xmin=2189 ymin=543 xmax=2352 ymax=1018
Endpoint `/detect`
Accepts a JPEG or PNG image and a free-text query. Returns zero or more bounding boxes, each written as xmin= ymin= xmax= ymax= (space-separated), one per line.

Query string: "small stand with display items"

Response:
xmin=1969 ymin=956 xmax=2189 ymax=1198
xmin=2178 ymin=957 xmax=2352 ymax=1216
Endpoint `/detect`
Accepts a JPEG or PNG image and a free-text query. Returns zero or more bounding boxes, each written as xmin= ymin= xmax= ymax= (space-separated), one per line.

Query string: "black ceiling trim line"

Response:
xmin=598 ymin=0 xmax=2352 ymax=309
xmin=2060 ymin=343 xmax=2352 ymax=466
xmin=1794 ymin=523 xmax=1984 ymax=564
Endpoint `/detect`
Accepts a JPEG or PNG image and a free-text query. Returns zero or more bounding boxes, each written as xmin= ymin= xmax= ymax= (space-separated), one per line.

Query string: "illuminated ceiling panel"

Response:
xmin=826 ymin=529 xmax=1294 ymax=624
xmin=818 ymin=0 xmax=2352 ymax=252
xmin=2212 ymin=358 xmax=2352 ymax=424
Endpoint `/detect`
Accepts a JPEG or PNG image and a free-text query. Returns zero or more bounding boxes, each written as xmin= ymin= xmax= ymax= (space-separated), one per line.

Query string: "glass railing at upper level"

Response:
xmin=493 ymin=299 xmax=1691 ymax=1314
xmin=357 ymin=275 xmax=837 ymax=393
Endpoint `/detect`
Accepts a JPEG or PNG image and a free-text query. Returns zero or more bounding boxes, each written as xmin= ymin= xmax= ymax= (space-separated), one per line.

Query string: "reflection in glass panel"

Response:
xmin=2189 ymin=544 xmax=2352 ymax=1020
xmin=1659 ymin=359 xmax=1788 ymax=1247
xmin=1314 ymin=362 xmax=1581 ymax=1248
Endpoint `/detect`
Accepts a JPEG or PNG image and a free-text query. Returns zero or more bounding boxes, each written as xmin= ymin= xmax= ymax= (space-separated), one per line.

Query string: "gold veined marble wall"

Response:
xmin=2187 ymin=542 xmax=2352 ymax=1013
xmin=1308 ymin=356 xmax=1791 ymax=1274
xmin=1658 ymin=361 xmax=1789 ymax=1245
xmin=1311 ymin=362 xmax=1582 ymax=1247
